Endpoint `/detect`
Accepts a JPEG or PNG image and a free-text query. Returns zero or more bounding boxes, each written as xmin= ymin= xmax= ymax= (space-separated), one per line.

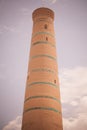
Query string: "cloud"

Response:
xmin=2 ymin=116 xmax=22 ymax=130
xmin=3 ymin=25 xmax=19 ymax=33
xmin=59 ymin=66 xmax=87 ymax=130
xmin=59 ymin=67 xmax=87 ymax=103
xmin=42 ymin=0 xmax=57 ymax=4
xmin=49 ymin=0 xmax=57 ymax=3
xmin=63 ymin=113 xmax=87 ymax=130
xmin=20 ymin=8 xmax=31 ymax=15
xmin=0 ymin=25 xmax=19 ymax=34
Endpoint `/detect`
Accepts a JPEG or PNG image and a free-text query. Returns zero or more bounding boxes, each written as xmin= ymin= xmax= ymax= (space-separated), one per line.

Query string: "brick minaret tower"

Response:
xmin=22 ymin=7 xmax=63 ymax=130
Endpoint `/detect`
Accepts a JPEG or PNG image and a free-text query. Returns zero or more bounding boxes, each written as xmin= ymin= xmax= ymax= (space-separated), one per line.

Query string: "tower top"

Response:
xmin=32 ymin=7 xmax=54 ymax=21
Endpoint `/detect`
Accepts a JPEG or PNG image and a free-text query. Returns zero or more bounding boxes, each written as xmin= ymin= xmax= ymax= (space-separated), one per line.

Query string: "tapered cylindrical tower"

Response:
xmin=22 ymin=7 xmax=63 ymax=130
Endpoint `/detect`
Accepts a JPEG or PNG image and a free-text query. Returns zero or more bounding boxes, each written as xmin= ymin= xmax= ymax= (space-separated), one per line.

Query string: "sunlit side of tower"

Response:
xmin=22 ymin=7 xmax=63 ymax=130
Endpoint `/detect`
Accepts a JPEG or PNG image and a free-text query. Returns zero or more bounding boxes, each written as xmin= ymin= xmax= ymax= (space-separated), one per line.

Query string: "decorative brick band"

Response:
xmin=34 ymin=18 xmax=53 ymax=24
xmin=25 ymin=95 xmax=60 ymax=103
xmin=32 ymin=41 xmax=55 ymax=47
xmin=28 ymin=81 xmax=58 ymax=88
xmin=31 ymin=68 xmax=56 ymax=74
xmin=31 ymin=54 xmax=56 ymax=61
xmin=32 ymin=32 xmax=54 ymax=38
xmin=24 ymin=107 xmax=61 ymax=114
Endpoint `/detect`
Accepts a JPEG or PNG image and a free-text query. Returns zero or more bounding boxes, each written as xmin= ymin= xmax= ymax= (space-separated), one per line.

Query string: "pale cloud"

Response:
xmin=59 ymin=66 xmax=87 ymax=130
xmin=49 ymin=0 xmax=57 ymax=3
xmin=3 ymin=25 xmax=19 ymax=33
xmin=63 ymin=113 xmax=87 ymax=130
xmin=42 ymin=0 xmax=57 ymax=4
xmin=20 ymin=8 xmax=31 ymax=15
xmin=2 ymin=116 xmax=22 ymax=130
xmin=59 ymin=67 xmax=87 ymax=103
xmin=0 ymin=25 xmax=19 ymax=34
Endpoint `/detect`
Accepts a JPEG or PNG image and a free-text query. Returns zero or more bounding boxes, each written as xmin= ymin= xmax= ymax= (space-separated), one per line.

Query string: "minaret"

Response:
xmin=22 ymin=7 xmax=63 ymax=130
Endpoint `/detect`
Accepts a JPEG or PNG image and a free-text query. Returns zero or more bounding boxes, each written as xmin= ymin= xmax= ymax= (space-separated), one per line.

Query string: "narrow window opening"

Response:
xmin=46 ymin=37 xmax=48 ymax=41
xmin=54 ymin=80 xmax=56 ymax=84
xmin=44 ymin=24 xmax=47 ymax=29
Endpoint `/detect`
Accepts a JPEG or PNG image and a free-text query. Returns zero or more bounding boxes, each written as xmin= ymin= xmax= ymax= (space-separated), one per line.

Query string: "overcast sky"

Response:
xmin=0 ymin=0 xmax=87 ymax=130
